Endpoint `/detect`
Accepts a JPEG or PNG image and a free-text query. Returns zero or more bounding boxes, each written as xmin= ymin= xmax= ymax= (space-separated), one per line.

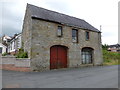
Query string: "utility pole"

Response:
xmin=100 ymin=25 xmax=102 ymax=32
xmin=100 ymin=25 xmax=102 ymax=44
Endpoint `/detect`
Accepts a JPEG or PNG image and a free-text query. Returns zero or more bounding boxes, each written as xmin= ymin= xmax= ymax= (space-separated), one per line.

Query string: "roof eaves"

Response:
xmin=29 ymin=4 xmax=100 ymax=33
xmin=32 ymin=16 xmax=100 ymax=33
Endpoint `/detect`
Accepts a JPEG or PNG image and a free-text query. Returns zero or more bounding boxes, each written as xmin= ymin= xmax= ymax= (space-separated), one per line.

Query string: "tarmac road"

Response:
xmin=2 ymin=65 xmax=118 ymax=88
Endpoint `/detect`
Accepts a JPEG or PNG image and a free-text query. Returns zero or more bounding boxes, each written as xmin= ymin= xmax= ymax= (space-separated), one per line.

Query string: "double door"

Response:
xmin=50 ymin=46 xmax=67 ymax=69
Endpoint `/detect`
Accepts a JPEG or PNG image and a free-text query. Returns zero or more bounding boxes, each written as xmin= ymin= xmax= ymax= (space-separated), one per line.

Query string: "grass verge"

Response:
xmin=103 ymin=49 xmax=120 ymax=65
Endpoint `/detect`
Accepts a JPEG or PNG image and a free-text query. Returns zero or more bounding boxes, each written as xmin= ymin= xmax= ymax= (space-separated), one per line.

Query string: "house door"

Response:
xmin=81 ymin=47 xmax=93 ymax=64
xmin=50 ymin=45 xmax=67 ymax=69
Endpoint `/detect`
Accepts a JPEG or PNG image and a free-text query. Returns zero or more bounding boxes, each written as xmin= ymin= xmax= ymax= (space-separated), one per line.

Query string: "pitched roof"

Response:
xmin=27 ymin=4 xmax=100 ymax=32
xmin=10 ymin=33 xmax=21 ymax=42
xmin=108 ymin=44 xmax=120 ymax=48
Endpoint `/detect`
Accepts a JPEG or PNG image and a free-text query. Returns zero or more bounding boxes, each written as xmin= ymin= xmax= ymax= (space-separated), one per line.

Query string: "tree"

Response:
xmin=102 ymin=44 xmax=109 ymax=50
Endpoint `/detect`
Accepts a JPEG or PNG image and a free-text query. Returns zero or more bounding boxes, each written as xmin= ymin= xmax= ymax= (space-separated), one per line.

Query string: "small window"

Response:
xmin=72 ymin=29 xmax=78 ymax=43
xmin=14 ymin=41 xmax=16 ymax=49
xmin=57 ymin=26 xmax=62 ymax=37
xmin=10 ymin=43 xmax=12 ymax=50
xmin=0 ymin=47 xmax=2 ymax=53
xmin=86 ymin=31 xmax=89 ymax=40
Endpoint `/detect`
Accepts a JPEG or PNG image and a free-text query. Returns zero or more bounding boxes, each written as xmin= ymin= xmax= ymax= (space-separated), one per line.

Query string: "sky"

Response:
xmin=0 ymin=0 xmax=119 ymax=45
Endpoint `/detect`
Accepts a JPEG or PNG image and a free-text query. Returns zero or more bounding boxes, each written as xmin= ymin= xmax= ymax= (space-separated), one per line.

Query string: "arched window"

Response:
xmin=81 ymin=47 xmax=93 ymax=64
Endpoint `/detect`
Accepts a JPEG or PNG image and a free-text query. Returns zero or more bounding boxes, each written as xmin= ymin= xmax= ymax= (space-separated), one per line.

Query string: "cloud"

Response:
xmin=1 ymin=2 xmax=26 ymax=36
xmin=43 ymin=0 xmax=72 ymax=14
xmin=102 ymin=32 xmax=118 ymax=45
xmin=2 ymin=25 xmax=21 ymax=36
xmin=102 ymin=37 xmax=118 ymax=45
xmin=0 ymin=0 xmax=119 ymax=45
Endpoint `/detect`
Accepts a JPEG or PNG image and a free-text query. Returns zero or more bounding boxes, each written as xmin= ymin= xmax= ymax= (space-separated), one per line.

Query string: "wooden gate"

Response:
xmin=50 ymin=45 xmax=67 ymax=69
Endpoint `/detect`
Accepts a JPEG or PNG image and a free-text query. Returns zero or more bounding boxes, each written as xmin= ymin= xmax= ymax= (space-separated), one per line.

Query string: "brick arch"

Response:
xmin=49 ymin=44 xmax=69 ymax=49
xmin=80 ymin=46 xmax=95 ymax=50
xmin=82 ymin=47 xmax=94 ymax=50
xmin=50 ymin=45 xmax=68 ymax=49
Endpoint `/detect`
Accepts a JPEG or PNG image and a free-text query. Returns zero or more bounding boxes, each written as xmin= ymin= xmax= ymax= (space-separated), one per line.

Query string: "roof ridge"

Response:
xmin=27 ymin=3 xmax=86 ymax=22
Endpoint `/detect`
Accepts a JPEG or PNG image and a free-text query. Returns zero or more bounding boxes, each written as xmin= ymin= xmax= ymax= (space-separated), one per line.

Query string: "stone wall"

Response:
xmin=2 ymin=56 xmax=16 ymax=64
xmin=27 ymin=18 xmax=103 ymax=71
xmin=22 ymin=5 xmax=32 ymax=58
xmin=1 ymin=55 xmax=31 ymax=72
xmin=15 ymin=58 xmax=30 ymax=67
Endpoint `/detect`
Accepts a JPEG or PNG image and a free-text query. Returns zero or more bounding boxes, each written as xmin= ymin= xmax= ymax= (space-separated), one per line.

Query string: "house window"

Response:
xmin=72 ymin=29 xmax=78 ymax=43
xmin=82 ymin=47 xmax=93 ymax=64
xmin=0 ymin=47 xmax=2 ymax=53
xmin=17 ymin=40 xmax=20 ymax=48
xmin=86 ymin=31 xmax=89 ymax=40
xmin=10 ymin=43 xmax=12 ymax=50
xmin=57 ymin=26 xmax=62 ymax=37
xmin=14 ymin=41 xmax=16 ymax=49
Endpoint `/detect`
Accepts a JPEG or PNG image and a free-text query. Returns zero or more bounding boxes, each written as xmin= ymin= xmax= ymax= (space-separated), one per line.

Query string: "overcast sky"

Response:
xmin=0 ymin=0 xmax=119 ymax=45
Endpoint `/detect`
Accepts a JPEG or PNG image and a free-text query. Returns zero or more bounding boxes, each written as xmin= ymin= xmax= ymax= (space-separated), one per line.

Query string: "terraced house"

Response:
xmin=22 ymin=4 xmax=103 ymax=71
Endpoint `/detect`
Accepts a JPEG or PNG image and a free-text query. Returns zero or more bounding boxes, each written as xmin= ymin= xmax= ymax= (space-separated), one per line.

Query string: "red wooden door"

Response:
xmin=50 ymin=46 xmax=67 ymax=69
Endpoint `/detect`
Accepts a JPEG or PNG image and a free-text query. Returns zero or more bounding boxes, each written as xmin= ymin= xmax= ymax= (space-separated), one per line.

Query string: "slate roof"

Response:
xmin=10 ymin=33 xmax=21 ymax=42
xmin=27 ymin=4 xmax=100 ymax=32
xmin=108 ymin=44 xmax=120 ymax=48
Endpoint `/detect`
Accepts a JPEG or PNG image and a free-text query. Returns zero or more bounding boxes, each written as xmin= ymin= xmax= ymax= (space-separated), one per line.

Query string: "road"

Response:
xmin=2 ymin=65 xmax=118 ymax=88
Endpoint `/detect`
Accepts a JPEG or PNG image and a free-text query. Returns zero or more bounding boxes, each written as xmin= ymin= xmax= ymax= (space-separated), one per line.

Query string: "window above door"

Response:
xmin=72 ymin=29 xmax=78 ymax=43
xmin=57 ymin=26 xmax=62 ymax=37
xmin=85 ymin=31 xmax=90 ymax=41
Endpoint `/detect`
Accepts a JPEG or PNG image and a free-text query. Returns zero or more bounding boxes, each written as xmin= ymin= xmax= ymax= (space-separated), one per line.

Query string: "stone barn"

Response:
xmin=22 ymin=4 xmax=103 ymax=71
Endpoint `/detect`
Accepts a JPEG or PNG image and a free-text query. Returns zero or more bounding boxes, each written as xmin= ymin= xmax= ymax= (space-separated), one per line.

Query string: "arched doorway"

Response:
xmin=50 ymin=45 xmax=68 ymax=69
xmin=81 ymin=47 xmax=94 ymax=64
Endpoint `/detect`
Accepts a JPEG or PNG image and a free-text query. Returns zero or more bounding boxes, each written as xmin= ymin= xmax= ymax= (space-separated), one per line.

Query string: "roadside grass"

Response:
xmin=103 ymin=59 xmax=118 ymax=65
xmin=103 ymin=49 xmax=120 ymax=65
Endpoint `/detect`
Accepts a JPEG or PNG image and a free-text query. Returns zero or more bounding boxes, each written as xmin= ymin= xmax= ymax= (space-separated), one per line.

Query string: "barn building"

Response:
xmin=22 ymin=4 xmax=103 ymax=71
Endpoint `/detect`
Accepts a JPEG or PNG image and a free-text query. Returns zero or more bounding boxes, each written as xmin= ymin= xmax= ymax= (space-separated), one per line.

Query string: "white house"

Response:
xmin=0 ymin=43 xmax=7 ymax=54
xmin=0 ymin=35 xmax=12 ymax=54
xmin=108 ymin=44 xmax=120 ymax=52
xmin=8 ymin=33 xmax=22 ymax=55
xmin=2 ymin=35 xmax=11 ymax=43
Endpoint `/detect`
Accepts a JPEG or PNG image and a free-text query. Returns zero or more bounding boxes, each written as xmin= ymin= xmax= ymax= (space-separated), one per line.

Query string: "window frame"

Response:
xmin=57 ymin=26 xmax=63 ymax=37
xmin=0 ymin=47 xmax=2 ymax=53
xmin=81 ymin=48 xmax=93 ymax=64
xmin=14 ymin=40 xmax=16 ymax=49
xmin=85 ymin=31 xmax=90 ymax=41
xmin=72 ymin=29 xmax=78 ymax=43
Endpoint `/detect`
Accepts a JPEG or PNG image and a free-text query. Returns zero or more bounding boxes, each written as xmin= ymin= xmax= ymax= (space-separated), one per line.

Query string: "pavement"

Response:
xmin=2 ymin=65 xmax=118 ymax=88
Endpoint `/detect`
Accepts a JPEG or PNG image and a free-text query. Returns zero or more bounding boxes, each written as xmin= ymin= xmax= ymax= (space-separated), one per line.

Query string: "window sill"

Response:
xmin=72 ymin=42 xmax=78 ymax=44
xmin=80 ymin=64 xmax=93 ymax=66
